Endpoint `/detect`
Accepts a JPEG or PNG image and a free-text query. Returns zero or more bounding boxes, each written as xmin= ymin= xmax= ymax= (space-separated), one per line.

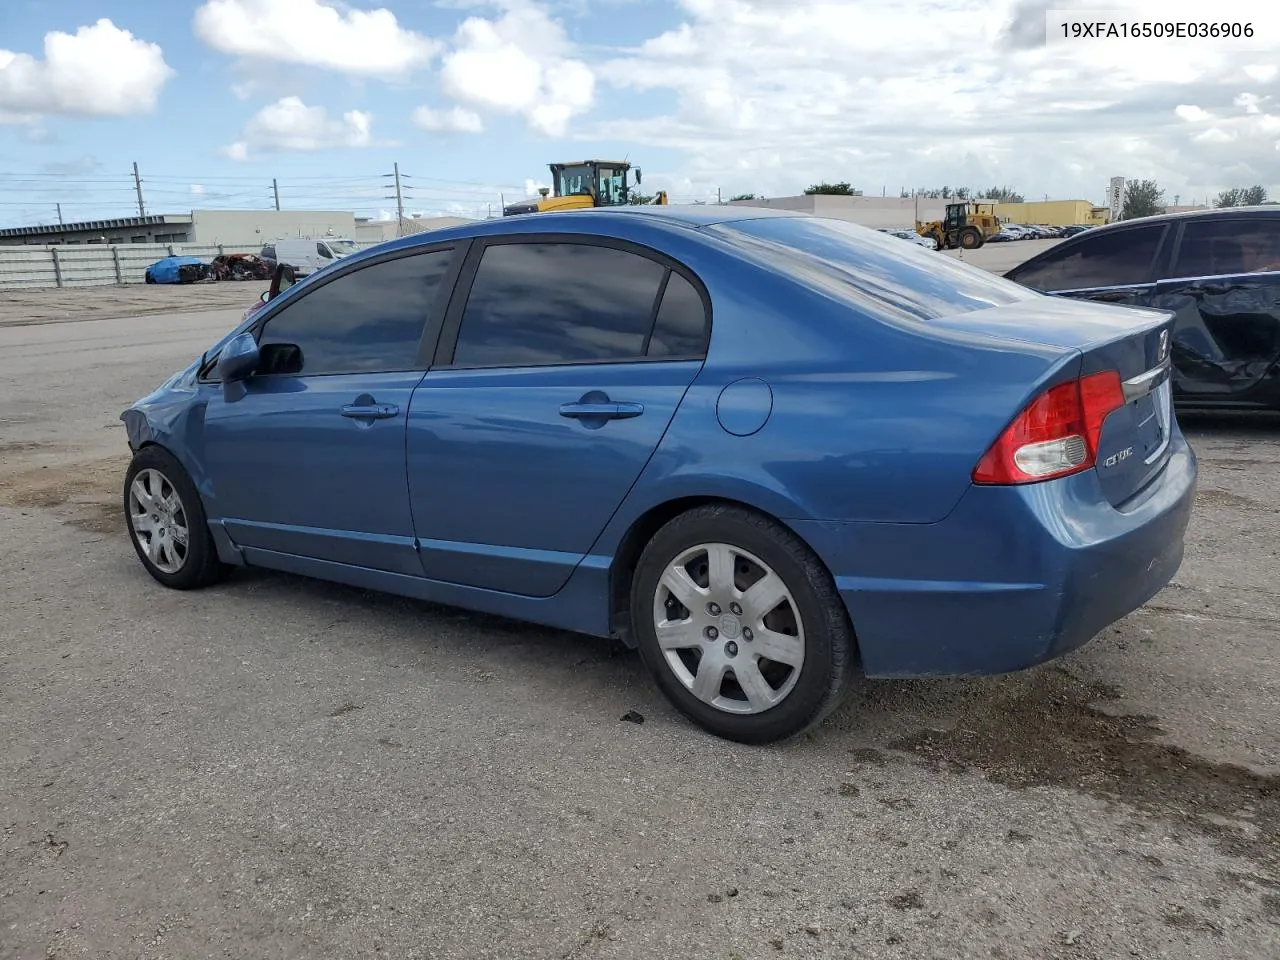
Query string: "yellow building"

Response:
xmin=992 ymin=200 xmax=1110 ymax=227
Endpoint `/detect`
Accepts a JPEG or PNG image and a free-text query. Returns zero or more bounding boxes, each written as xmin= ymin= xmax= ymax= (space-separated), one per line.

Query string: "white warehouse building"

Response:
xmin=0 ymin=209 xmax=475 ymax=248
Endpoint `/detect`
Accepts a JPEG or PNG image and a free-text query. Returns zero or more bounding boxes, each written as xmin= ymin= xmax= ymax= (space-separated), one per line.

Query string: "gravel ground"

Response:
xmin=1 ymin=244 xmax=1278 ymax=960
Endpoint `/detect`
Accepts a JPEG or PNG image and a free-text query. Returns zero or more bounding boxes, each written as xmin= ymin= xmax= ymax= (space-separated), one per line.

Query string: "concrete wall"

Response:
xmin=728 ymin=195 xmax=948 ymax=229
xmin=190 ymin=209 xmax=358 ymax=247
xmin=353 ymin=216 xmax=478 ymax=244
xmin=993 ymin=200 xmax=1108 ymax=226
xmin=729 ymin=195 xmax=1115 ymax=229
xmin=0 ymin=240 xmax=377 ymax=290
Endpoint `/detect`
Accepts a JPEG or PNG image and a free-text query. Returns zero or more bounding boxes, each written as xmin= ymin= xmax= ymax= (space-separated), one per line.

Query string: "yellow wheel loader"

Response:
xmin=915 ymin=201 xmax=1001 ymax=251
xmin=503 ymin=160 xmax=668 ymax=216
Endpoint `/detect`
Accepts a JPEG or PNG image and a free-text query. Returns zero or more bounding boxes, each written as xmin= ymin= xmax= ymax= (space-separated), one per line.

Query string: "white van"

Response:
xmin=261 ymin=237 xmax=359 ymax=276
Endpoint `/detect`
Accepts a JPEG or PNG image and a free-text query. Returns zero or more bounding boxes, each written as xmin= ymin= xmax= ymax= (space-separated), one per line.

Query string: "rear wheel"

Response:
xmin=630 ymin=504 xmax=855 ymax=744
xmin=123 ymin=446 xmax=229 ymax=590
xmin=959 ymin=226 xmax=983 ymax=249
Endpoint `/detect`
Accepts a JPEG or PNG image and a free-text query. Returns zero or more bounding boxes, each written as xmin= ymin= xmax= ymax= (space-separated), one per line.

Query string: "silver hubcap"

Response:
xmin=128 ymin=468 xmax=190 ymax=575
xmin=652 ymin=542 xmax=805 ymax=715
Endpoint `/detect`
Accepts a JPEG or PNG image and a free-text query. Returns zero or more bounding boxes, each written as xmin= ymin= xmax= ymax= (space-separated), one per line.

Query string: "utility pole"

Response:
xmin=717 ymin=187 xmax=722 ymax=205
xmin=273 ymin=178 xmax=281 ymax=211
xmin=383 ymin=163 xmax=408 ymax=236
xmin=56 ymin=203 xmax=63 ymax=225
xmin=133 ymin=162 xmax=146 ymax=217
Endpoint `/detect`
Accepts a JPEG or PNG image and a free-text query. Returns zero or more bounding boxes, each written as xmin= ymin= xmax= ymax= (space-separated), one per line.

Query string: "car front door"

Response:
xmin=1147 ymin=216 xmax=1280 ymax=404
xmin=1004 ymin=221 xmax=1170 ymax=309
xmin=201 ymin=245 xmax=462 ymax=575
xmin=406 ymin=236 xmax=711 ymax=597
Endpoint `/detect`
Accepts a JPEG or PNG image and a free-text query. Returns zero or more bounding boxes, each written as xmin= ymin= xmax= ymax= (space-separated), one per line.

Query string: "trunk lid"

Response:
xmin=931 ymin=296 xmax=1176 ymax=507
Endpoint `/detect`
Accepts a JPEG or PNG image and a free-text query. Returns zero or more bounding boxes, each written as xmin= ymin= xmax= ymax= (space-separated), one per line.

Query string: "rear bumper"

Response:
xmin=789 ymin=433 xmax=1197 ymax=678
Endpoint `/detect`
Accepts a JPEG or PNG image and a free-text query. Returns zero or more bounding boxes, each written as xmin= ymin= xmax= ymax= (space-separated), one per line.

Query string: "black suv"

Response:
xmin=1005 ymin=206 xmax=1280 ymax=411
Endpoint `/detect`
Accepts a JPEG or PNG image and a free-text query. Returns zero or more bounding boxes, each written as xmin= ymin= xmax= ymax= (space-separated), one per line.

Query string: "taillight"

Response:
xmin=973 ymin=370 xmax=1125 ymax=485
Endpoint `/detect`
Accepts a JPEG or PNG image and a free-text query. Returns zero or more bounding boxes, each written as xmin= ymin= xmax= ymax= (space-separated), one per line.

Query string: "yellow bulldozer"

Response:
xmin=915 ymin=201 xmax=1001 ymax=250
xmin=502 ymin=160 xmax=668 ymax=216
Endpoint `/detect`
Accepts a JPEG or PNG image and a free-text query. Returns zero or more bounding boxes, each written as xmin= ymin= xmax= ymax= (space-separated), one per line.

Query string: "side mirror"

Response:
xmin=634 ymin=167 xmax=642 ymax=184
xmin=216 ymin=331 xmax=260 ymax=383
xmin=259 ymin=290 xmax=270 ymax=303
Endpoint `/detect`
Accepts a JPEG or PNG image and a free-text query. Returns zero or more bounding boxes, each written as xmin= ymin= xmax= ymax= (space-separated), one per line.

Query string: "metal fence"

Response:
xmin=0 ymin=241 xmax=379 ymax=290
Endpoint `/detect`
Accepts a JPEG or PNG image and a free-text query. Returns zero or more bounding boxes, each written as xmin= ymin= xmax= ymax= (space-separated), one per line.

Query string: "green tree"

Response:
xmin=803 ymin=181 xmax=858 ymax=195
xmin=728 ymin=193 xmax=759 ymax=201
xmin=1215 ymin=187 xmax=1245 ymax=207
xmin=1120 ymin=179 xmax=1165 ymax=220
xmin=1242 ymin=184 xmax=1268 ymax=205
xmin=628 ymin=192 xmax=656 ymax=205
xmin=975 ymin=185 xmax=1025 ymax=203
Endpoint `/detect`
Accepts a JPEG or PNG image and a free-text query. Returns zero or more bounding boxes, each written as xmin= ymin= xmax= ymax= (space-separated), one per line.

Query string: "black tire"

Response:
xmin=123 ymin=445 xmax=229 ymax=590
xmin=958 ymin=227 xmax=983 ymax=249
xmin=630 ymin=504 xmax=856 ymax=744
xmin=145 ymin=272 xmax=155 ymax=284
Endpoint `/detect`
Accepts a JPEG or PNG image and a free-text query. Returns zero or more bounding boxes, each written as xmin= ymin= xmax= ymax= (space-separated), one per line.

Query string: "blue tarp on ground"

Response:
xmin=146 ymin=256 xmax=208 ymax=284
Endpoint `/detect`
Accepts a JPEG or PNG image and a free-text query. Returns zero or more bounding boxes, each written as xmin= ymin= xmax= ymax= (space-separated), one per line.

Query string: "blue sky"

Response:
xmin=1 ymin=0 xmax=1278 ymax=228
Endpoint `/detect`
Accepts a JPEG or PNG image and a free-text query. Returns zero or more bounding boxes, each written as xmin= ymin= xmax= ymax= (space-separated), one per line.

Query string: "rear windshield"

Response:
xmin=707 ymin=216 xmax=1039 ymax=322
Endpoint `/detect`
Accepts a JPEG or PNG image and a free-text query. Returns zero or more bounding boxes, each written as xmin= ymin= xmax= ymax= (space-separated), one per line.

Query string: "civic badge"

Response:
xmin=1158 ymin=329 xmax=1170 ymax=362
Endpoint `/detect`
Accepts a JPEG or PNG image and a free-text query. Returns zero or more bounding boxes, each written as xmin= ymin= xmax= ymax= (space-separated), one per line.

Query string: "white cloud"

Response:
xmin=580 ymin=0 xmax=1280 ymax=203
xmin=0 ymin=19 xmax=173 ymax=118
xmin=220 ymin=96 xmax=374 ymax=160
xmin=411 ymin=105 xmax=485 ymax=133
xmin=439 ymin=1 xmax=595 ymax=136
xmin=194 ymin=0 xmax=440 ymax=78
xmin=191 ymin=183 xmax=206 ymax=196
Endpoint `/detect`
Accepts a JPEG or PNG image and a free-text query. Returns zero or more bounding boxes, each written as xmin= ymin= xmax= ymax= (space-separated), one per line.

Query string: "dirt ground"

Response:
xmin=1 ymin=258 xmax=1278 ymax=960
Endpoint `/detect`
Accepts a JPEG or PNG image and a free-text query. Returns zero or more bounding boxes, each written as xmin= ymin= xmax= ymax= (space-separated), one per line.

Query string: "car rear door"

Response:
xmin=405 ymin=235 xmax=711 ymax=597
xmin=1147 ymin=215 xmax=1280 ymax=404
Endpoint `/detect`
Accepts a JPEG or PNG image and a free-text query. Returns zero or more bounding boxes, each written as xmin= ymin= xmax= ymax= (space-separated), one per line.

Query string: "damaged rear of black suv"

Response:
xmin=1005 ymin=206 xmax=1280 ymax=412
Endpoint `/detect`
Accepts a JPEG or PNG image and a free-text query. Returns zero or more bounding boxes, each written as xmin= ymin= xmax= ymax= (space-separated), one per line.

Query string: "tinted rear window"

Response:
xmin=709 ymin=217 xmax=1038 ymax=322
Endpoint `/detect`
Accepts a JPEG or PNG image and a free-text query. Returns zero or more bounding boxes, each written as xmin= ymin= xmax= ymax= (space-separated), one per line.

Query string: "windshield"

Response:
xmin=709 ymin=216 xmax=1038 ymax=322
xmin=556 ymin=165 xmax=595 ymax=197
xmin=329 ymin=239 xmax=359 ymax=254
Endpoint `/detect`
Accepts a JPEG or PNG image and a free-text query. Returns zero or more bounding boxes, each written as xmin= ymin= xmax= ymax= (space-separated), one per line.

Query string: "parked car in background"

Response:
xmin=879 ymin=228 xmax=937 ymax=251
xmin=262 ymin=237 xmax=360 ymax=276
xmin=144 ymin=255 xmax=213 ymax=285
xmin=1005 ymin=206 xmax=1280 ymax=411
xmin=120 ymin=207 xmax=1196 ymax=744
xmin=211 ymin=253 xmax=273 ymax=282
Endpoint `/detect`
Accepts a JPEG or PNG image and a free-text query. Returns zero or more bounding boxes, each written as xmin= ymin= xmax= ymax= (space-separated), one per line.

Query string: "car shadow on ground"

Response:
xmin=208 ymin=557 xmax=1279 ymax=881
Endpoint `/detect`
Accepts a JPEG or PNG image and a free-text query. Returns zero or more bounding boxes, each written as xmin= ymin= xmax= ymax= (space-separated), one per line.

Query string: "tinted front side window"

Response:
xmin=258 ymin=249 xmax=453 ymax=375
xmin=1010 ymin=225 xmax=1164 ymax=292
xmin=1173 ymin=218 xmax=1280 ymax=278
xmin=316 ymin=242 xmax=333 ymax=260
xmin=452 ymin=242 xmax=668 ymax=366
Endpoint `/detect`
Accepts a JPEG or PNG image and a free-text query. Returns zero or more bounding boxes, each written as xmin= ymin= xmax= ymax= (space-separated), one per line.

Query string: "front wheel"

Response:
xmin=958 ymin=227 xmax=983 ymax=249
xmin=123 ymin=445 xmax=229 ymax=590
xmin=630 ymin=504 xmax=856 ymax=744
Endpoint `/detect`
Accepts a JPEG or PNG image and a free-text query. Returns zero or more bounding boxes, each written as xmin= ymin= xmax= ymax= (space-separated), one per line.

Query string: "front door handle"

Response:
xmin=341 ymin=402 xmax=399 ymax=419
xmin=558 ymin=401 xmax=644 ymax=420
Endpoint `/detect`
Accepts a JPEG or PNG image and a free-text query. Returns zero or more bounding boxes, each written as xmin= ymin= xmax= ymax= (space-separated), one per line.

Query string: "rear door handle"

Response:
xmin=558 ymin=401 xmax=644 ymax=420
xmin=341 ymin=403 xmax=399 ymax=419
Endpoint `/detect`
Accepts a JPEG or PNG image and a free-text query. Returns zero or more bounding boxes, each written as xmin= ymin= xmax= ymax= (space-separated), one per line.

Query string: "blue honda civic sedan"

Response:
xmin=120 ymin=206 xmax=1197 ymax=744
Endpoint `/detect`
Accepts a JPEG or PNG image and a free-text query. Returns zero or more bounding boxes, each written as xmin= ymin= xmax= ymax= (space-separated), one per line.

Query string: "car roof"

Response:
xmin=1088 ymin=204 xmax=1280 ymax=235
xmin=358 ymin=205 xmax=811 ymax=256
